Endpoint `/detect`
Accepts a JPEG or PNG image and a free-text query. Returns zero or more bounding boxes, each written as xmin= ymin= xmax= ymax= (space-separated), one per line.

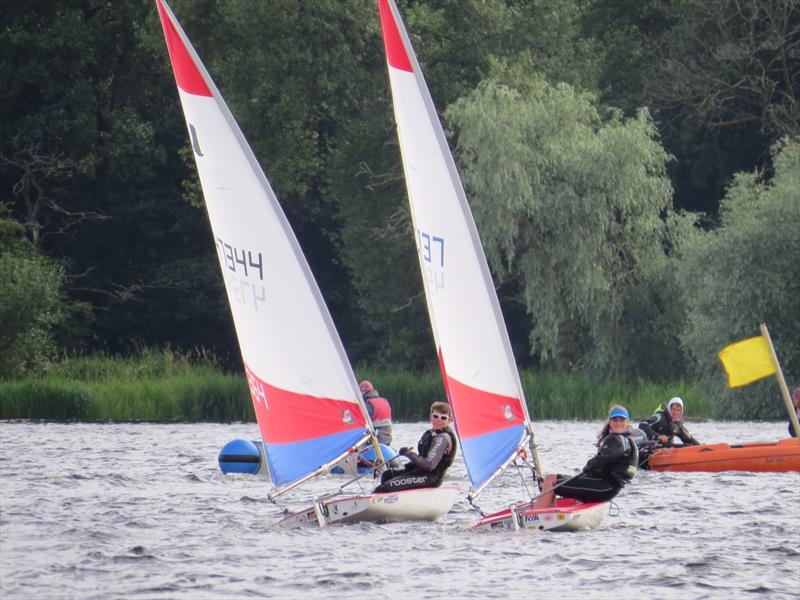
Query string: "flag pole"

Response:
xmin=759 ymin=323 xmax=800 ymax=438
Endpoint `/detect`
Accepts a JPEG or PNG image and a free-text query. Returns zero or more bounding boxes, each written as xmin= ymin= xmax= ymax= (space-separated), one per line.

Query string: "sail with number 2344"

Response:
xmin=156 ymin=0 xmax=456 ymax=526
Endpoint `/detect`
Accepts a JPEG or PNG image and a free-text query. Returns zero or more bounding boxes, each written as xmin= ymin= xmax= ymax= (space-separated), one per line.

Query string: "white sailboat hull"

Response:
xmin=468 ymin=499 xmax=608 ymax=532
xmin=278 ymin=484 xmax=459 ymax=526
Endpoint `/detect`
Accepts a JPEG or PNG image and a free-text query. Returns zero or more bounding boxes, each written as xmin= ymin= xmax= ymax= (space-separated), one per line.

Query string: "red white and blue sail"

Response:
xmin=378 ymin=0 xmax=537 ymax=493
xmin=156 ymin=0 xmax=371 ymax=490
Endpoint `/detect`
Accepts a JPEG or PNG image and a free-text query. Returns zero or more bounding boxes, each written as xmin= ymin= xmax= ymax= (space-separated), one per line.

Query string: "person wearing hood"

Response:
xmin=638 ymin=397 xmax=700 ymax=447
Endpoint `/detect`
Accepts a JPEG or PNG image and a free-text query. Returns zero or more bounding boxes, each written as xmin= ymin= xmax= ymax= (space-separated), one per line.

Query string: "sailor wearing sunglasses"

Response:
xmin=373 ymin=402 xmax=457 ymax=493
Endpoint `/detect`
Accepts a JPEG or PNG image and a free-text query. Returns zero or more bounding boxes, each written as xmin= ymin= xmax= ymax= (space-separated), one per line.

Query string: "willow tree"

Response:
xmin=446 ymin=73 xmax=688 ymax=379
xmin=676 ymin=138 xmax=800 ymax=416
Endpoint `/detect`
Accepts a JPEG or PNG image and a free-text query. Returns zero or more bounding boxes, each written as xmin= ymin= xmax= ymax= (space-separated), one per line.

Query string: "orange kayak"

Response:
xmin=648 ymin=437 xmax=800 ymax=473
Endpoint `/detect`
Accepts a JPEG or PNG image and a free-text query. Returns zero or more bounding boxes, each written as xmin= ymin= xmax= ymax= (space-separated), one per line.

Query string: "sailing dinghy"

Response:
xmin=377 ymin=0 xmax=607 ymax=532
xmin=156 ymin=0 xmax=456 ymax=526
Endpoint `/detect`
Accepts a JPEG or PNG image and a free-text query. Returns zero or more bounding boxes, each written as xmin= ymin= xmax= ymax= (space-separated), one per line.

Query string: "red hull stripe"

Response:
xmin=445 ymin=372 xmax=525 ymax=439
xmin=245 ymin=363 xmax=366 ymax=444
xmin=378 ymin=0 xmax=412 ymax=72
xmin=156 ymin=0 xmax=212 ymax=97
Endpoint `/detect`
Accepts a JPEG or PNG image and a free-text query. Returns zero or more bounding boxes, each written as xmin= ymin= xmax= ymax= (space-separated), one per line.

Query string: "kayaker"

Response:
xmin=638 ymin=396 xmax=700 ymax=446
xmin=359 ymin=380 xmax=393 ymax=446
xmin=539 ymin=405 xmax=638 ymax=505
xmin=789 ymin=387 xmax=800 ymax=438
xmin=373 ymin=402 xmax=457 ymax=493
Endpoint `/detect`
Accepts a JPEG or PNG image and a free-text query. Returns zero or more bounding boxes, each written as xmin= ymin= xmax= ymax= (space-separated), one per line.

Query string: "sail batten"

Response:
xmin=157 ymin=0 xmax=371 ymax=494
xmin=378 ymin=0 xmax=537 ymax=493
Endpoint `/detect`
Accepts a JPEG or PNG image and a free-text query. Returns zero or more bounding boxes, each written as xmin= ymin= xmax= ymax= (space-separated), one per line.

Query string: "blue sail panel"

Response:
xmin=266 ymin=428 xmax=368 ymax=487
xmin=460 ymin=425 xmax=525 ymax=489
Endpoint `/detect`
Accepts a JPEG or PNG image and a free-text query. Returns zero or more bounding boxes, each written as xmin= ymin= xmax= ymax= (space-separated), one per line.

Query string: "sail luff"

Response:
xmin=157 ymin=0 xmax=375 ymax=493
xmin=378 ymin=0 xmax=539 ymax=493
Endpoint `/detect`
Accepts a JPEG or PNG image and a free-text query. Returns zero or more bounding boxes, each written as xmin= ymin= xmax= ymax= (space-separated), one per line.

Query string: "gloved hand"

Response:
xmin=399 ymin=447 xmax=410 ymax=456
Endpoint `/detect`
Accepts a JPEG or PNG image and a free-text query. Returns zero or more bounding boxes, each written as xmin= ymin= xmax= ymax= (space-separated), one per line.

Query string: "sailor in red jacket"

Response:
xmin=359 ymin=380 xmax=393 ymax=446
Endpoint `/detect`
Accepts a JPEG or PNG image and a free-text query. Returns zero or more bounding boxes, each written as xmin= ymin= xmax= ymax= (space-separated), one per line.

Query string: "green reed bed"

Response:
xmin=1 ymin=351 xmax=715 ymax=422
xmin=0 ymin=350 xmax=252 ymax=422
xmin=519 ymin=371 xmax=713 ymax=421
xmin=363 ymin=370 xmax=714 ymax=423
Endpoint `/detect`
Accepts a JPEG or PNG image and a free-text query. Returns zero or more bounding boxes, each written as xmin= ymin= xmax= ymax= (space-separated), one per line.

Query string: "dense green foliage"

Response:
xmin=446 ymin=73 xmax=682 ymax=379
xmin=0 ymin=1 xmax=797 ymax=415
xmin=0 ymin=209 xmax=67 ymax=377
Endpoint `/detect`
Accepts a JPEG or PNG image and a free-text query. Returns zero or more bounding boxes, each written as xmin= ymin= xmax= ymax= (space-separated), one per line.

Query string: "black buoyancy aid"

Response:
xmin=598 ymin=432 xmax=639 ymax=485
xmin=417 ymin=428 xmax=458 ymax=480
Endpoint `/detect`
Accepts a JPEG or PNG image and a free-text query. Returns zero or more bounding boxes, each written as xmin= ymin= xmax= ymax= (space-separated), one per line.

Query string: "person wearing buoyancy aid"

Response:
xmin=359 ymin=380 xmax=393 ymax=446
xmin=373 ymin=401 xmax=457 ymax=493
xmin=553 ymin=406 xmax=638 ymax=503
xmin=638 ymin=396 xmax=700 ymax=447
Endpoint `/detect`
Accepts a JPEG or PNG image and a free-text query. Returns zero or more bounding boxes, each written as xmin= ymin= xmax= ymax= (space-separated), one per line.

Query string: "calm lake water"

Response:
xmin=1 ymin=420 xmax=798 ymax=599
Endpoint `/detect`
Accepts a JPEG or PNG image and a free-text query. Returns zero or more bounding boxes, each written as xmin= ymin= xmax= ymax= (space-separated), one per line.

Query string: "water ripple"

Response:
xmin=1 ymin=420 xmax=798 ymax=599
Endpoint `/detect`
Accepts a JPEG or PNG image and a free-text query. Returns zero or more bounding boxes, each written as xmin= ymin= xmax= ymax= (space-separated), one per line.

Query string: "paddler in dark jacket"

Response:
xmin=638 ymin=396 xmax=700 ymax=446
xmin=373 ymin=401 xmax=457 ymax=493
xmin=550 ymin=406 xmax=638 ymax=504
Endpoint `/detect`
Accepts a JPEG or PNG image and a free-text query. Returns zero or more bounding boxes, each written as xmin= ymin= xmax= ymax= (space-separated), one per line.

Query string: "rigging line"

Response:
xmin=467 ymin=495 xmax=486 ymax=517
xmin=512 ymin=459 xmax=537 ymax=501
xmin=314 ymin=460 xmax=390 ymax=502
xmin=266 ymin=494 xmax=290 ymax=515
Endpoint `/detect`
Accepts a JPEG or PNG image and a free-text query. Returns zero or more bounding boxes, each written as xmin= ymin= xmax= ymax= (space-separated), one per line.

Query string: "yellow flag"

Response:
xmin=718 ymin=335 xmax=777 ymax=388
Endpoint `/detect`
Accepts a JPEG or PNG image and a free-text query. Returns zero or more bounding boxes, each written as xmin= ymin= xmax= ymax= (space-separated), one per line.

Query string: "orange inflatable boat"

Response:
xmin=647 ymin=437 xmax=800 ymax=473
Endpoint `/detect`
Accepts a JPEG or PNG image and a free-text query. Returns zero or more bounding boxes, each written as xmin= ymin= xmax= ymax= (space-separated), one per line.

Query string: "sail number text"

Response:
xmin=217 ymin=237 xmax=266 ymax=311
xmin=217 ymin=238 xmax=264 ymax=280
xmin=417 ymin=229 xmax=444 ymax=267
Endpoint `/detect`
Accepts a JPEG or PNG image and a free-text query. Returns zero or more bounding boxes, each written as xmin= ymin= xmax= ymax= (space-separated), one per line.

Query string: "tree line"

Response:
xmin=1 ymin=0 xmax=798 ymax=410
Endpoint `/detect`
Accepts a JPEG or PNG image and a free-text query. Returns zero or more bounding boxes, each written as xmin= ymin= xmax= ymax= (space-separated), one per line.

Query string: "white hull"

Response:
xmin=469 ymin=499 xmax=608 ymax=532
xmin=278 ymin=484 xmax=459 ymax=527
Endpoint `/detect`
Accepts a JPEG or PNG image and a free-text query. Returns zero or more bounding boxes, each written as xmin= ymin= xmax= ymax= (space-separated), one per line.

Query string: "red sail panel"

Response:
xmin=378 ymin=0 xmax=413 ymax=72
xmin=245 ymin=364 xmax=366 ymax=445
xmin=156 ymin=0 xmax=212 ymax=97
xmin=445 ymin=374 xmax=525 ymax=440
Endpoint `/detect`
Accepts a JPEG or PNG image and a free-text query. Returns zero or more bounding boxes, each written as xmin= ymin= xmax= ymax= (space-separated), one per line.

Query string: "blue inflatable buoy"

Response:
xmin=330 ymin=443 xmax=399 ymax=474
xmin=218 ymin=439 xmax=261 ymax=474
xmin=361 ymin=443 xmax=399 ymax=465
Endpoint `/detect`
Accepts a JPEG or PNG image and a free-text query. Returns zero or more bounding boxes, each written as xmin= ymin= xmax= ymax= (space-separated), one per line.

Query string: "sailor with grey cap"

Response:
xmin=638 ymin=396 xmax=700 ymax=447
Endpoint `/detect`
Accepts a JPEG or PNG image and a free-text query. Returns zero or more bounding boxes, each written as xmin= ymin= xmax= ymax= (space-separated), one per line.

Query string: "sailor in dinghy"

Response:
xmin=374 ymin=402 xmax=457 ymax=493
xmin=377 ymin=0 xmax=613 ymax=532
xmin=537 ymin=406 xmax=638 ymax=507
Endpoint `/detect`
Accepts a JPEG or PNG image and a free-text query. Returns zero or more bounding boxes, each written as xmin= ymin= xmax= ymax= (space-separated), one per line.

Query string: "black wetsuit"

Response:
xmin=638 ymin=405 xmax=700 ymax=446
xmin=556 ymin=433 xmax=638 ymax=503
xmin=373 ymin=428 xmax=456 ymax=493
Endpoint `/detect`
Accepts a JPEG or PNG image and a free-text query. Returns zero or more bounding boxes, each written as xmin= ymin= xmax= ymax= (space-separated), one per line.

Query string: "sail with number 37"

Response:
xmin=378 ymin=0 xmax=608 ymax=531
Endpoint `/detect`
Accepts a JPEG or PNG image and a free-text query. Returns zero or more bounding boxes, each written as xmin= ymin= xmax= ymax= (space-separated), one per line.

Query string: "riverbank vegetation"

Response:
xmin=1 ymin=1 xmax=797 ymax=416
xmin=0 ymin=350 xmax=756 ymax=423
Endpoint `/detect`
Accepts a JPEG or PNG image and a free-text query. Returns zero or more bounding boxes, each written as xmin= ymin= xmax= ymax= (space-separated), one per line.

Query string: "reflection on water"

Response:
xmin=1 ymin=420 xmax=797 ymax=599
